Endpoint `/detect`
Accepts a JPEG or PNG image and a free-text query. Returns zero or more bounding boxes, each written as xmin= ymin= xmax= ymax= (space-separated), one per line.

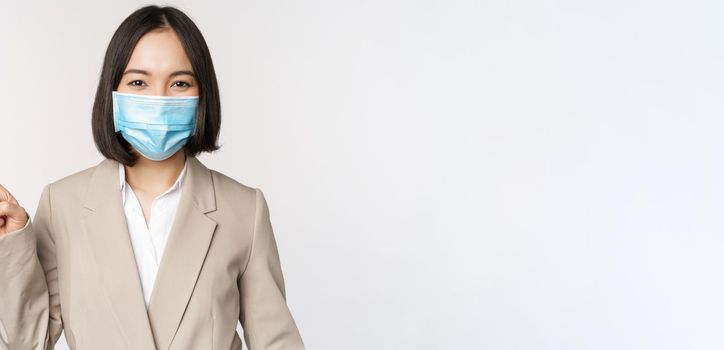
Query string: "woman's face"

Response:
xmin=116 ymin=28 xmax=199 ymax=97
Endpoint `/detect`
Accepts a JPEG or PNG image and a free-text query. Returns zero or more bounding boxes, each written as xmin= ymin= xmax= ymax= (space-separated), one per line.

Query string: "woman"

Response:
xmin=0 ymin=5 xmax=304 ymax=350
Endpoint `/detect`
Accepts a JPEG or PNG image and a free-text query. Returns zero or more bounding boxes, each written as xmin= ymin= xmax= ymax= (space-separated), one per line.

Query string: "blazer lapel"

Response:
xmin=146 ymin=155 xmax=218 ymax=350
xmin=80 ymin=155 xmax=218 ymax=350
xmin=81 ymin=157 xmax=157 ymax=350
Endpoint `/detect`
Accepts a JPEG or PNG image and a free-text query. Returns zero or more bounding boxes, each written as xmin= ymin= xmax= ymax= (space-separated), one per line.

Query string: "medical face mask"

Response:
xmin=112 ymin=91 xmax=199 ymax=161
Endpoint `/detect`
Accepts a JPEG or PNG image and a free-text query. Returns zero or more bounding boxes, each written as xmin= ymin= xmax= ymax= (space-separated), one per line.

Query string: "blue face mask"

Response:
xmin=112 ymin=91 xmax=199 ymax=161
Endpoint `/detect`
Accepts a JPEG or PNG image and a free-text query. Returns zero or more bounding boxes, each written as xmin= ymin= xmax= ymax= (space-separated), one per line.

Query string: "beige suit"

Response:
xmin=0 ymin=156 xmax=305 ymax=350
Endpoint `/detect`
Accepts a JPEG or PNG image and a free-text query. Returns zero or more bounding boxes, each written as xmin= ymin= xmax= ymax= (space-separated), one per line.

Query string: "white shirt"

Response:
xmin=118 ymin=160 xmax=188 ymax=309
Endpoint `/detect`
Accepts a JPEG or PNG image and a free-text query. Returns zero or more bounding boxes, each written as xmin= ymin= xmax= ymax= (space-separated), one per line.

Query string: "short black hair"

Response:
xmin=92 ymin=5 xmax=221 ymax=166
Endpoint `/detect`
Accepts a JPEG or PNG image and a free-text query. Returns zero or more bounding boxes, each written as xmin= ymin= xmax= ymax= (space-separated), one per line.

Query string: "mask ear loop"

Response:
xmin=112 ymin=91 xmax=120 ymax=132
xmin=191 ymin=101 xmax=199 ymax=136
xmin=191 ymin=114 xmax=198 ymax=136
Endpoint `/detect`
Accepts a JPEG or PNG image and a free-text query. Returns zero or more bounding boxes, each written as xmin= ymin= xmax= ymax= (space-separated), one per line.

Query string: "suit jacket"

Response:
xmin=0 ymin=156 xmax=305 ymax=350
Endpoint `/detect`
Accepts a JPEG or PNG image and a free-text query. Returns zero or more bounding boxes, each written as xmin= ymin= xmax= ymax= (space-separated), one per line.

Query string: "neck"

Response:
xmin=124 ymin=150 xmax=187 ymax=194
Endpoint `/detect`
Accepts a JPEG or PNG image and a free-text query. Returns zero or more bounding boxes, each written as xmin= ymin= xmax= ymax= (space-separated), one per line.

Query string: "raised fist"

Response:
xmin=0 ymin=184 xmax=29 ymax=236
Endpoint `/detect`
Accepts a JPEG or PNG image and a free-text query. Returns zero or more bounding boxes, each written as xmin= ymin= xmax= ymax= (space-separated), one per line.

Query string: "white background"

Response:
xmin=1 ymin=0 xmax=723 ymax=349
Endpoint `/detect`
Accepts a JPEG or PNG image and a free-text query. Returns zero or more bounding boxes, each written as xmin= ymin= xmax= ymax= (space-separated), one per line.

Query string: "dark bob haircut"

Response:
xmin=92 ymin=5 xmax=221 ymax=166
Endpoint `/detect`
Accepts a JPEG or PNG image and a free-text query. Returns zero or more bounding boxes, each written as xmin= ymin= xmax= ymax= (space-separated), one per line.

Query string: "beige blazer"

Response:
xmin=0 ymin=156 xmax=305 ymax=350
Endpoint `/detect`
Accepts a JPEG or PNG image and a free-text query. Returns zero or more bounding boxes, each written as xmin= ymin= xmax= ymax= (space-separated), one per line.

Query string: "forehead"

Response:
xmin=125 ymin=28 xmax=193 ymax=73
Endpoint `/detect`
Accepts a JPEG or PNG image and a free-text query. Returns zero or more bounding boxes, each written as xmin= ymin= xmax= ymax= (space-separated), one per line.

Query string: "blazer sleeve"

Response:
xmin=0 ymin=184 xmax=63 ymax=349
xmin=238 ymin=188 xmax=305 ymax=350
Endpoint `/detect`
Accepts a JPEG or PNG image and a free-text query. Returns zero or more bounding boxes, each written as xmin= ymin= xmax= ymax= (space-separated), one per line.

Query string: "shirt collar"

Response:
xmin=119 ymin=158 xmax=189 ymax=205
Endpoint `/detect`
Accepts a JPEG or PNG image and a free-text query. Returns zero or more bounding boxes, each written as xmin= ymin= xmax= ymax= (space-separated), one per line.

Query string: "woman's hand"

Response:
xmin=0 ymin=184 xmax=28 ymax=236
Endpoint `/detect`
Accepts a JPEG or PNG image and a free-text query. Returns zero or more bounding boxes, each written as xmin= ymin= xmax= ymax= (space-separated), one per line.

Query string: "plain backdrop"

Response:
xmin=1 ymin=0 xmax=724 ymax=349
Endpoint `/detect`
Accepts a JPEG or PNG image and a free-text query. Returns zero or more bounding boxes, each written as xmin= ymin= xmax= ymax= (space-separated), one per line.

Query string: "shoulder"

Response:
xmin=205 ymin=168 xmax=272 ymax=226
xmin=209 ymin=168 xmax=257 ymax=197
xmin=207 ymin=167 xmax=267 ymax=208
xmin=44 ymin=161 xmax=101 ymax=201
xmin=208 ymin=168 xmax=267 ymax=208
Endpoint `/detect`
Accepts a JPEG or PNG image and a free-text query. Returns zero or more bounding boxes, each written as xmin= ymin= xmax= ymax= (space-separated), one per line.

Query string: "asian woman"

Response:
xmin=0 ymin=5 xmax=304 ymax=350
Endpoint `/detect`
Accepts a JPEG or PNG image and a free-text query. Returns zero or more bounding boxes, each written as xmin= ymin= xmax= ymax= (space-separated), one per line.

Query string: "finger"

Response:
xmin=0 ymin=184 xmax=7 ymax=202
xmin=0 ymin=184 xmax=18 ymax=205
xmin=0 ymin=201 xmax=25 ymax=222
xmin=7 ymin=193 xmax=17 ymax=205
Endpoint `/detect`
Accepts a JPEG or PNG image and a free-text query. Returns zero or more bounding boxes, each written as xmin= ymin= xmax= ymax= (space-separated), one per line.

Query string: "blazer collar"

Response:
xmin=118 ymin=157 xmax=188 ymax=207
xmin=85 ymin=155 xmax=216 ymax=214
xmin=81 ymin=155 xmax=218 ymax=350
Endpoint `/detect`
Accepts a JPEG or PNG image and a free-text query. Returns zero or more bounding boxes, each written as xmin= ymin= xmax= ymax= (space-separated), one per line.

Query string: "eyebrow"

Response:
xmin=122 ymin=68 xmax=196 ymax=79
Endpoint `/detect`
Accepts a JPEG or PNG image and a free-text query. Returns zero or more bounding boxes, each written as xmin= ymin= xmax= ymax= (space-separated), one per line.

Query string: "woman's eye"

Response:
xmin=127 ymin=80 xmax=145 ymax=87
xmin=173 ymin=81 xmax=192 ymax=88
